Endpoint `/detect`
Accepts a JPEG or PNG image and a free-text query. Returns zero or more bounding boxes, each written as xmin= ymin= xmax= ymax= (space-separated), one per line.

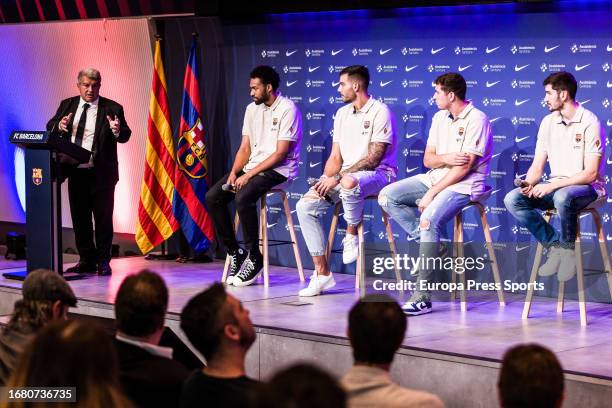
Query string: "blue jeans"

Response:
xmin=378 ymin=175 xmax=472 ymax=299
xmin=504 ymin=184 xmax=598 ymax=249
xmin=296 ymin=170 xmax=393 ymax=256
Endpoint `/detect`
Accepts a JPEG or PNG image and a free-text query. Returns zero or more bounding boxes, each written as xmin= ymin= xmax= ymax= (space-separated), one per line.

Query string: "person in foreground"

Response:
xmin=205 ymin=65 xmax=302 ymax=287
xmin=46 ymin=68 xmax=131 ymax=276
xmin=296 ymin=65 xmax=397 ymax=297
xmin=180 ymin=283 xmax=258 ymax=408
xmin=379 ymin=72 xmax=493 ymax=315
xmin=341 ymin=294 xmax=445 ymax=407
xmin=504 ymin=71 xmax=606 ymax=282
xmin=0 ymin=269 xmax=76 ymax=385
xmin=113 ymin=270 xmax=190 ymax=407
xmin=498 ymin=343 xmax=564 ymax=408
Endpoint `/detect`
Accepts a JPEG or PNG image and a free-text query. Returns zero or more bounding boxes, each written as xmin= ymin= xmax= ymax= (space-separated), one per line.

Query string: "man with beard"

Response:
xmin=180 ymin=283 xmax=258 ymax=408
xmin=505 ymin=72 xmax=606 ymax=282
xmin=205 ymin=65 xmax=302 ymax=287
xmin=296 ymin=65 xmax=397 ymax=297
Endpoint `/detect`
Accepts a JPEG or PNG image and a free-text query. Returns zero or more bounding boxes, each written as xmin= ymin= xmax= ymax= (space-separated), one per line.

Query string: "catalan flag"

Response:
xmin=172 ymin=39 xmax=214 ymax=252
xmin=135 ymin=39 xmax=180 ymax=254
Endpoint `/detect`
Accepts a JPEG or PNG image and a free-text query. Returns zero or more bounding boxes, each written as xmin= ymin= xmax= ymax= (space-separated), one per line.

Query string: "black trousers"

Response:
xmin=67 ymin=168 xmax=115 ymax=264
xmin=205 ymin=169 xmax=287 ymax=254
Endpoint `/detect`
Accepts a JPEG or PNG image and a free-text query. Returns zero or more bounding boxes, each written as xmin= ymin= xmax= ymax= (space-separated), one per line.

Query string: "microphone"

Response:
xmin=307 ymin=177 xmax=333 ymax=203
xmin=514 ymin=178 xmax=529 ymax=188
xmin=221 ymin=183 xmax=235 ymax=193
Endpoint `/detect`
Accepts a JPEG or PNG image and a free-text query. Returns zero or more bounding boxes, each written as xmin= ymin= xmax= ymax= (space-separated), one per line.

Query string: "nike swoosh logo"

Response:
xmin=407 ymin=235 xmax=419 ymax=242
xmin=331 ymin=49 xmax=343 ymax=56
xmin=608 ymin=197 xmax=612 ymax=203
xmin=515 ymin=64 xmax=529 ymax=72
xmin=486 ymin=81 xmax=500 ymax=87
xmin=285 ymin=50 xmax=297 ymax=56
xmin=580 ymin=213 xmax=590 ymax=219
xmin=607 ymin=81 xmax=612 ymax=88
xmin=458 ymin=65 xmax=471 ymax=72
xmin=405 ymin=97 xmax=418 ymax=105
xmin=575 ymin=64 xmax=590 ymax=71
xmin=579 ymin=99 xmax=591 ymax=105
xmin=486 ymin=46 xmax=500 ymax=54
xmin=516 ymin=245 xmax=530 ymax=252
xmin=544 ymin=45 xmax=560 ymax=53
xmin=607 ymin=157 xmax=612 ymax=165
xmin=431 ymin=47 xmax=444 ymax=54
xmin=491 ymin=188 xmax=503 ymax=195
xmin=332 ymin=81 xmax=340 ymax=87
xmin=515 ymin=172 xmax=527 ymax=178
xmin=607 ymin=234 xmax=612 ymax=241
xmin=267 ymin=223 xmax=278 ymax=228
xmin=607 ymin=120 xmax=612 ymax=127
xmin=490 ymin=117 xmax=501 ymax=123
xmin=309 ymin=129 xmax=321 ymax=136
xmin=405 ymin=132 xmax=419 ymax=139
xmin=309 ymin=162 xmax=321 ymax=168
xmin=308 ymin=97 xmax=320 ymax=103
xmin=405 ymin=65 xmax=418 ymax=72
xmin=406 ymin=167 xmax=419 ymax=173
xmin=291 ymin=209 xmax=297 ymax=214
xmin=380 ymin=80 xmax=393 ymax=87
xmin=379 ymin=48 xmax=392 ymax=55
xmin=286 ymin=80 xmax=298 ymax=87
xmin=608 ymin=45 xmax=612 ymax=52
xmin=308 ymin=66 xmax=320 ymax=73
xmin=489 ymin=225 xmax=501 ymax=231
xmin=515 ymin=136 xmax=530 ymax=143
xmin=515 ymin=99 xmax=529 ymax=106
xmin=492 ymin=153 xmax=501 ymax=159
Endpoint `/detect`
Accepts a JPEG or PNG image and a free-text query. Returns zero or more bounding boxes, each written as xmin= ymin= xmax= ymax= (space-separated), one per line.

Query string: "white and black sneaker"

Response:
xmin=402 ymin=296 xmax=432 ymax=316
xmin=232 ymin=253 xmax=264 ymax=287
xmin=226 ymin=248 xmax=248 ymax=285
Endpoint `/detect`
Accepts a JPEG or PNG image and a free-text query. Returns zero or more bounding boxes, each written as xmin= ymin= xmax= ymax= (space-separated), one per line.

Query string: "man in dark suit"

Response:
xmin=113 ymin=270 xmax=191 ymax=408
xmin=46 ymin=68 xmax=131 ymax=276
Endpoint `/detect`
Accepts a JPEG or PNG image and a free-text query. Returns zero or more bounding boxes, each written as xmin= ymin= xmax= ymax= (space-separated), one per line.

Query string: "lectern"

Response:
xmin=4 ymin=131 xmax=90 ymax=280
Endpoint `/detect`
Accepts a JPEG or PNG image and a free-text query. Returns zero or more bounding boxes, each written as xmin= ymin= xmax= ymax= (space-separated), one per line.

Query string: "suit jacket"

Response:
xmin=113 ymin=339 xmax=190 ymax=408
xmin=46 ymin=96 xmax=131 ymax=188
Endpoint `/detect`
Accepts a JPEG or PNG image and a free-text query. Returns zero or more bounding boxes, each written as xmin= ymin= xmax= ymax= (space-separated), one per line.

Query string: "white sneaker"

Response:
xmin=557 ymin=248 xmax=577 ymax=282
xmin=342 ymin=234 xmax=359 ymax=264
xmin=298 ymin=272 xmax=336 ymax=297
xmin=538 ymin=246 xmax=562 ymax=277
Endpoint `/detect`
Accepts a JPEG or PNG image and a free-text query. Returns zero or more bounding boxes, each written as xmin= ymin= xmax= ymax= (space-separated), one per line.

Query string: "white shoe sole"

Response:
xmin=233 ymin=271 xmax=261 ymax=287
xmin=226 ymin=276 xmax=235 ymax=285
xmin=299 ymin=278 xmax=336 ymax=297
xmin=402 ymin=307 xmax=432 ymax=316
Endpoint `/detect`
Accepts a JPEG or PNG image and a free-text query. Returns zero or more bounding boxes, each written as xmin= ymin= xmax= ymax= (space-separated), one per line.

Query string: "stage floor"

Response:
xmin=1 ymin=256 xmax=612 ymax=380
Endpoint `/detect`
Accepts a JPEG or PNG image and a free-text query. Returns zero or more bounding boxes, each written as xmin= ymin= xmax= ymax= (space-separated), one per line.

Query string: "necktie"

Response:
xmin=74 ymin=103 xmax=90 ymax=147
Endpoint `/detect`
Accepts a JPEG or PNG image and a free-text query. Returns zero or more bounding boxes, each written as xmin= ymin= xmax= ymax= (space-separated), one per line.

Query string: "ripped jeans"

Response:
xmin=378 ymin=175 xmax=471 ymax=300
xmin=296 ymin=170 xmax=394 ymax=256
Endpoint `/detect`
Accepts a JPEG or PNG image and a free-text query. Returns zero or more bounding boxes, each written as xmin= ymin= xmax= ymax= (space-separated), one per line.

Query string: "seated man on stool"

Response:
xmin=504 ymin=71 xmax=605 ymax=282
xmin=296 ymin=65 xmax=397 ymax=297
xmin=205 ymin=65 xmax=302 ymax=287
xmin=378 ymin=72 xmax=493 ymax=315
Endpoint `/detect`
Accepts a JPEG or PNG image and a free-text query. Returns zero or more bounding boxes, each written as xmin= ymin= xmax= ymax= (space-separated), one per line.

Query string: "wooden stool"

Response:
xmin=451 ymin=201 xmax=506 ymax=311
xmin=221 ymin=189 xmax=305 ymax=286
xmin=522 ymin=201 xmax=612 ymax=326
xmin=326 ymin=195 xmax=402 ymax=290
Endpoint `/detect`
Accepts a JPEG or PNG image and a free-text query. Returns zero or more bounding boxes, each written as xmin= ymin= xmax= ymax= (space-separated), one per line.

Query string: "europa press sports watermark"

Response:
xmin=370 ymin=253 xmax=545 ymax=294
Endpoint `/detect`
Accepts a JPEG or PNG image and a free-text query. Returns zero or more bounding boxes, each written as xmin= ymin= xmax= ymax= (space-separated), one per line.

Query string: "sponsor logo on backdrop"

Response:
xmin=493 ymin=133 xmax=507 ymax=143
xmin=405 ymin=132 xmax=419 ymax=139
xmin=602 ymin=62 xmax=610 ymax=72
xmin=352 ymin=48 xmax=373 ymax=56
xmin=306 ymin=144 xmax=326 ymax=153
xmin=603 ymin=99 xmax=610 ymax=109
xmin=402 ymin=47 xmax=424 ymax=55
xmin=512 ymin=116 xmax=537 ymax=126
xmin=330 ymin=96 xmax=343 ymax=104
xmin=407 ymin=114 xmax=424 ymax=123
xmin=285 ymin=49 xmax=298 ymax=57
xmin=305 ymin=80 xmax=325 ymax=88
xmin=541 ymin=63 xmax=567 ymax=72
xmin=288 ymin=96 xmax=303 ymax=103
xmin=486 ymin=80 xmax=501 ymax=88
xmin=454 ymin=46 xmax=478 ymax=55
xmin=331 ymin=48 xmax=343 ymax=56
xmin=305 ymin=49 xmax=325 ymax=57
xmin=379 ymin=47 xmax=393 ymax=55
xmin=544 ymin=44 xmax=560 ymax=53
xmin=511 ymin=45 xmax=536 ymax=54
xmin=571 ymin=44 xmax=597 ymax=53
xmin=378 ymin=96 xmax=399 ymax=105
xmin=428 ymin=64 xmax=450 ymax=73
xmin=510 ymin=153 xmax=535 ymax=162
xmin=486 ymin=46 xmax=501 ymax=54
xmin=286 ymin=80 xmax=298 ymax=87
xmin=579 ymin=80 xmax=597 ymax=89
xmin=466 ymin=80 xmax=478 ymax=88
xmin=514 ymin=64 xmax=529 ymax=72
xmin=261 ymin=49 xmax=280 ymax=58
xmin=482 ymin=64 xmax=507 ymax=73
xmin=428 ymin=97 xmax=435 ymax=106
xmin=482 ymin=98 xmax=507 ymax=107
xmin=491 ymin=170 xmax=507 ymax=179
xmin=308 ymin=66 xmax=320 ymax=73
xmin=511 ymin=80 xmax=536 ymax=89
xmin=409 ymin=148 xmax=425 ymax=157
xmin=309 ymin=129 xmax=321 ymax=136
xmin=574 ymin=63 xmax=591 ymax=71
xmin=308 ymin=97 xmax=320 ymax=103
xmin=376 ymin=64 xmax=399 ymax=73
xmin=306 ymin=112 xmax=326 ymax=121
xmin=431 ymin=47 xmax=445 ymax=54
xmin=380 ymin=80 xmax=393 ymax=87
xmin=405 ymin=65 xmax=418 ymax=72
xmin=458 ymin=64 xmax=472 ymax=72
xmin=515 ymin=135 xmax=530 ymax=143
xmin=515 ymin=98 xmax=530 ymax=106
xmin=283 ymin=65 xmax=303 ymax=74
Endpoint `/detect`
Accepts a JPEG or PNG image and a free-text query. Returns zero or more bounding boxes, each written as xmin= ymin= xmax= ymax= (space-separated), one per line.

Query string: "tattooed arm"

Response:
xmin=339 ymin=142 xmax=388 ymax=176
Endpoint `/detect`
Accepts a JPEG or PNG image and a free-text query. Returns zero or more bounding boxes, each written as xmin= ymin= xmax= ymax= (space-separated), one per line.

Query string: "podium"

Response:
xmin=4 ymin=131 xmax=90 ymax=280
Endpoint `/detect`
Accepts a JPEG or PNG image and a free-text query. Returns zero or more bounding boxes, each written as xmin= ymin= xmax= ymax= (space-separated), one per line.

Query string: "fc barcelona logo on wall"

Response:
xmin=575 ymin=134 xmax=582 ymax=143
xmin=32 ymin=168 xmax=42 ymax=186
xmin=363 ymin=121 xmax=371 ymax=129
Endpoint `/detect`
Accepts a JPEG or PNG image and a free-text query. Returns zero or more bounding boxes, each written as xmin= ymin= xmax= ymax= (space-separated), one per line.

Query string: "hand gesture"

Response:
xmin=106 ymin=114 xmax=120 ymax=134
xmin=314 ymin=176 xmax=339 ymax=197
xmin=58 ymin=113 xmax=73 ymax=132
